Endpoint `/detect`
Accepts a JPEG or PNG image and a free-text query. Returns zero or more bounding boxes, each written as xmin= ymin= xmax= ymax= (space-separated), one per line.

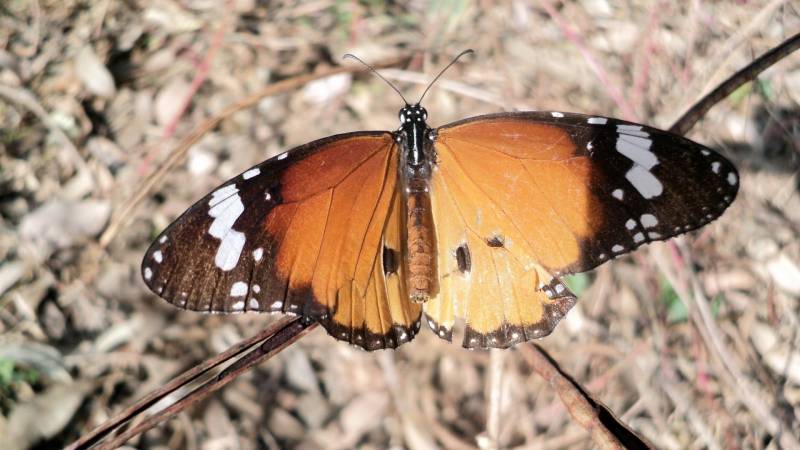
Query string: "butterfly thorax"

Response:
xmin=396 ymin=104 xmax=438 ymax=303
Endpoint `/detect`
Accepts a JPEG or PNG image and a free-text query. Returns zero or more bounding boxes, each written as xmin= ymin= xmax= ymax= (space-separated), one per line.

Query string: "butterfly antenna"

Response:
xmin=343 ymin=53 xmax=409 ymax=105
xmin=416 ymin=49 xmax=474 ymax=105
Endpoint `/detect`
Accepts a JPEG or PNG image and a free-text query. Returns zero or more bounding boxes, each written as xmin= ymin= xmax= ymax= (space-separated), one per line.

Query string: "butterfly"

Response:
xmin=141 ymin=51 xmax=738 ymax=350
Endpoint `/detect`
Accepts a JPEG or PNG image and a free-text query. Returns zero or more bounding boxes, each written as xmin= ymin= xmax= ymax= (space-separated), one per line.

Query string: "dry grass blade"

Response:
xmin=519 ymin=345 xmax=654 ymax=450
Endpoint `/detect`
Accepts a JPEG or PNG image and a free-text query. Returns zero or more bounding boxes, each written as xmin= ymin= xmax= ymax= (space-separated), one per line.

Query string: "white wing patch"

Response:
xmin=615 ymin=124 xmax=663 ymax=199
xmin=625 ymin=166 xmax=663 ymax=199
xmin=242 ymin=168 xmax=261 ymax=180
xmin=208 ymin=184 xmax=246 ymax=271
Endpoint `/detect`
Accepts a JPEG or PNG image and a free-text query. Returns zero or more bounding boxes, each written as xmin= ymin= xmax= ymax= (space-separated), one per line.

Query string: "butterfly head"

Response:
xmin=399 ymin=104 xmax=428 ymax=125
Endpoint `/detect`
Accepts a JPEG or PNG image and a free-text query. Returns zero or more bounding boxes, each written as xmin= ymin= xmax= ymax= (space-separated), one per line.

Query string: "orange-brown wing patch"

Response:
xmin=142 ymin=132 xmax=420 ymax=350
xmin=435 ymin=117 xmax=599 ymax=273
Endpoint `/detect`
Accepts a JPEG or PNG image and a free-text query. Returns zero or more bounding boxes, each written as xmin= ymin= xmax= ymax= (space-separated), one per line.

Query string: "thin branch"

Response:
xmin=519 ymin=344 xmax=654 ymax=450
xmin=66 ymin=317 xmax=317 ymax=450
xmin=670 ymin=31 xmax=800 ymax=135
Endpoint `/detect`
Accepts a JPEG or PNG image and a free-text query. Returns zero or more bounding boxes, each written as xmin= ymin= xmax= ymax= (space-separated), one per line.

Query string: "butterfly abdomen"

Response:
xmin=405 ymin=177 xmax=438 ymax=303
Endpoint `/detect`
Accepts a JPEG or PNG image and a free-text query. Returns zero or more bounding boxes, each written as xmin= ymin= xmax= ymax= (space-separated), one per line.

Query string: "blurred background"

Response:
xmin=1 ymin=1 xmax=799 ymax=449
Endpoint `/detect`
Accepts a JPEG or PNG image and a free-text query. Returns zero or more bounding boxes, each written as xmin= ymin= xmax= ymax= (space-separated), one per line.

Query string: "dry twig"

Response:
xmin=66 ymin=317 xmax=316 ymax=450
xmin=519 ymin=344 xmax=654 ymax=450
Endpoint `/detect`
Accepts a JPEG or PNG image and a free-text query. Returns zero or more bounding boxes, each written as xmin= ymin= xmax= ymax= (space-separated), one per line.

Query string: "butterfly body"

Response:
xmin=143 ymin=103 xmax=738 ymax=350
xmin=397 ymin=104 xmax=438 ymax=303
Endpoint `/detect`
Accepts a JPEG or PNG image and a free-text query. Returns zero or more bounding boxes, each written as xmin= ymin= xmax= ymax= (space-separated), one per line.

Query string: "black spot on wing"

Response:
xmin=382 ymin=246 xmax=398 ymax=275
xmin=486 ymin=235 xmax=505 ymax=248
xmin=456 ymin=243 xmax=471 ymax=273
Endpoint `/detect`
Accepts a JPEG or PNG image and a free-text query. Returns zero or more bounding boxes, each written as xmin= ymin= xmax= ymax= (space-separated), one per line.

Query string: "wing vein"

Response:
xmin=350 ymin=144 xmax=397 ymax=283
xmin=442 ymin=141 xmax=549 ymax=269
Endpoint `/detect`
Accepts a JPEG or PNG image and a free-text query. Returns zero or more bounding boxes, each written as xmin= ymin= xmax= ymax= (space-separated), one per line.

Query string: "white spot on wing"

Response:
xmin=248 ymin=298 xmax=259 ymax=309
xmin=153 ymin=250 xmax=163 ymax=263
xmin=612 ymin=189 xmax=624 ymax=200
xmin=144 ymin=267 xmax=152 ymax=280
xmin=208 ymin=184 xmax=246 ymax=271
xmin=231 ymin=300 xmax=245 ymax=311
xmin=230 ymin=281 xmax=248 ymax=297
xmin=625 ymin=219 xmax=636 ymax=230
xmin=216 ymin=231 xmax=245 ymax=271
xmin=270 ymin=301 xmax=282 ymax=309
xmin=625 ymin=166 xmax=663 ymax=199
xmin=252 ymin=284 xmax=261 ymax=293
xmin=277 ymin=152 xmax=288 ymax=160
xmin=727 ymin=172 xmax=737 ymax=185
xmin=253 ymin=248 xmax=263 ymax=262
xmin=209 ymin=193 xmax=244 ymax=235
xmin=617 ymin=124 xmax=649 ymax=137
xmin=550 ymin=111 xmax=564 ymax=118
xmin=588 ymin=117 xmax=608 ymax=125
xmin=242 ymin=168 xmax=261 ymax=180
xmin=616 ymin=135 xmax=657 ymax=168
xmin=711 ymin=161 xmax=721 ymax=173
xmin=633 ymin=232 xmax=645 ymax=243
xmin=209 ymin=185 xmax=239 ymax=207
xmin=612 ymin=244 xmax=624 ymax=253
xmin=159 ymin=236 xmax=167 ymax=244
xmin=640 ymin=214 xmax=658 ymax=228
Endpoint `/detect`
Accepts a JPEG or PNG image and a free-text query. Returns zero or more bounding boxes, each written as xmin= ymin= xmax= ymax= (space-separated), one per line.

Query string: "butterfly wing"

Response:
xmin=426 ymin=111 xmax=738 ymax=348
xmin=142 ymin=132 xmax=421 ymax=350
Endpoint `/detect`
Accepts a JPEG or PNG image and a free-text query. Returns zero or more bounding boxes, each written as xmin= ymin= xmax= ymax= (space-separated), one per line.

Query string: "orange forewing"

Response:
xmin=436 ymin=118 xmax=603 ymax=271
